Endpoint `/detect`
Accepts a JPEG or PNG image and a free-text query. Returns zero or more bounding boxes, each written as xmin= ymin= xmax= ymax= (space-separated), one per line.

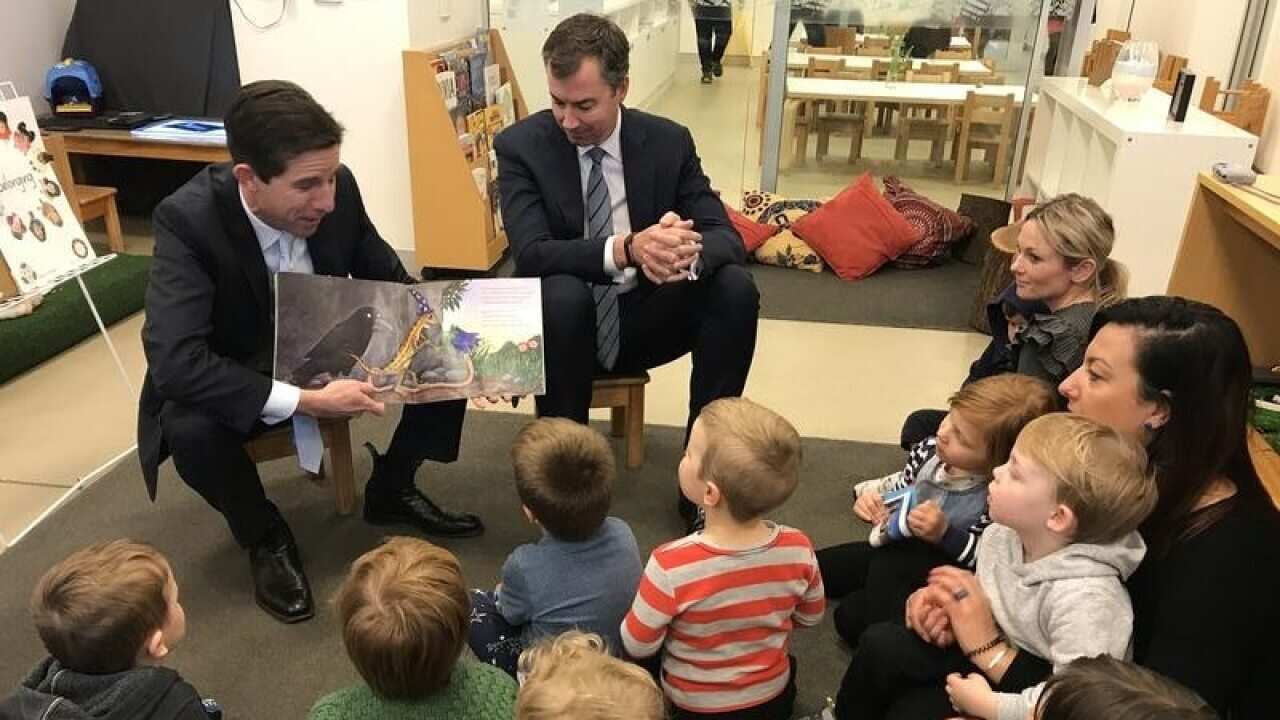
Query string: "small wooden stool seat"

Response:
xmin=42 ymin=133 xmax=125 ymax=252
xmin=245 ymin=416 xmax=357 ymax=515
xmin=590 ymin=371 xmax=650 ymax=469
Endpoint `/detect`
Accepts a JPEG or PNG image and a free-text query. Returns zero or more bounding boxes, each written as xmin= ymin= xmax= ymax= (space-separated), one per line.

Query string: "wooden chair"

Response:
xmin=952 ymin=91 xmax=1016 ymax=183
xmin=920 ymin=62 xmax=956 ymax=77
xmin=932 ymin=48 xmax=972 ymax=60
xmin=589 ymin=372 xmax=649 ymax=469
xmin=860 ymin=36 xmax=890 ymax=51
xmin=246 ymin=417 xmax=357 ymax=515
xmin=1153 ymin=54 xmax=1188 ymax=93
xmin=807 ymin=46 xmax=842 ymax=56
xmin=826 ymin=26 xmax=858 ymax=55
xmin=1105 ymin=29 xmax=1131 ymax=43
xmin=855 ymin=46 xmax=888 ymax=57
xmin=1200 ymin=77 xmax=1271 ymax=135
xmin=43 ymin=133 xmax=124 ymax=253
xmin=815 ymin=68 xmax=872 ymax=164
xmin=895 ymin=70 xmax=954 ymax=164
xmin=869 ymin=59 xmax=899 ymax=130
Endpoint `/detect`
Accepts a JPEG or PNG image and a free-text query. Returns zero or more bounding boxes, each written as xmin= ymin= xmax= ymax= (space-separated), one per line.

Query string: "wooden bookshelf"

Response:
xmin=403 ymin=29 xmax=528 ymax=274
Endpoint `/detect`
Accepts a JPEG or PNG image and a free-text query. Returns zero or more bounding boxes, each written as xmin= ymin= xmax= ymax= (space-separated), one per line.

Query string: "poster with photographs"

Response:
xmin=0 ymin=96 xmax=95 ymax=294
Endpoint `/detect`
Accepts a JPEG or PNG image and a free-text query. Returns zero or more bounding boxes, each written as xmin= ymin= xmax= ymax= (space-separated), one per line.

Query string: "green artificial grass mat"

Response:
xmin=0 ymin=254 xmax=151 ymax=385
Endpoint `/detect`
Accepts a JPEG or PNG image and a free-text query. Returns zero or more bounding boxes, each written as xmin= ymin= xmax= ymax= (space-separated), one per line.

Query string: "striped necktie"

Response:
xmin=586 ymin=146 xmax=620 ymax=370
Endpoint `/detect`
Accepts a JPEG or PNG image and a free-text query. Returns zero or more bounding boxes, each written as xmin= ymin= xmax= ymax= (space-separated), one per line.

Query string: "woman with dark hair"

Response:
xmin=902 ymin=296 xmax=1280 ymax=719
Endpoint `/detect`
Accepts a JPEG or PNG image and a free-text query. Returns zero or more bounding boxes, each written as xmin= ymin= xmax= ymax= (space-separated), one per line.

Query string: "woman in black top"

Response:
xmin=902 ymin=296 xmax=1280 ymax=718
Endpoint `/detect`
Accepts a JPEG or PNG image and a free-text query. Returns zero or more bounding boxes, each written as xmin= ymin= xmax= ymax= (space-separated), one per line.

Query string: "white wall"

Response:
xmin=0 ymin=0 xmax=76 ymax=108
xmin=232 ymin=0 xmax=486 ymax=254
xmin=1255 ymin=6 xmax=1280 ymax=172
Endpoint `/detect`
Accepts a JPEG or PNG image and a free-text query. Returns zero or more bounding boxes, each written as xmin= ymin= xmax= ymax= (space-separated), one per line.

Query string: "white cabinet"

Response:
xmin=1021 ymin=77 xmax=1258 ymax=297
xmin=489 ymin=0 xmax=681 ymax=115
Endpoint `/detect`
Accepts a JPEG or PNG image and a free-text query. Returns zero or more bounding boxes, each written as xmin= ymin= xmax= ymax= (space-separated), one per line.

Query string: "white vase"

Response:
xmin=1112 ymin=41 xmax=1158 ymax=101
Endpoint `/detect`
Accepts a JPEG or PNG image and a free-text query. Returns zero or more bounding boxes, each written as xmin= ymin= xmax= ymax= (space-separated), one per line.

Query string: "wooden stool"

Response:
xmin=590 ymin=372 xmax=649 ymax=470
xmin=245 ymin=417 xmax=357 ymax=515
xmin=43 ymin=133 xmax=125 ymax=252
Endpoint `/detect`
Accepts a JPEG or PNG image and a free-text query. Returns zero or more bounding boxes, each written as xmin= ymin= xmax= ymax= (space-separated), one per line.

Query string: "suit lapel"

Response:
xmin=544 ymin=115 xmax=585 ymax=237
xmin=212 ymin=167 xmax=272 ymax=314
xmin=620 ymin=107 xmax=653 ymax=232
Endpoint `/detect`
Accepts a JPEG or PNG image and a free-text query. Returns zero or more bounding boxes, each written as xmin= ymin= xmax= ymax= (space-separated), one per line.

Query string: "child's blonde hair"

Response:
xmin=1037 ymin=655 xmax=1216 ymax=719
xmin=697 ymin=397 xmax=802 ymax=522
xmin=1026 ymin=194 xmax=1128 ymax=308
xmin=516 ymin=631 xmax=665 ymax=720
xmin=31 ymin=540 xmax=173 ymax=674
xmin=948 ymin=374 xmax=1060 ymax=470
xmin=334 ymin=537 xmax=469 ymax=701
xmin=1015 ymin=413 xmax=1157 ymax=544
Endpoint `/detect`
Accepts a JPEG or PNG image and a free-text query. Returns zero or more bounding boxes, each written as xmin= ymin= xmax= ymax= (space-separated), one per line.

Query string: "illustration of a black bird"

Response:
xmin=290 ymin=306 xmax=383 ymax=386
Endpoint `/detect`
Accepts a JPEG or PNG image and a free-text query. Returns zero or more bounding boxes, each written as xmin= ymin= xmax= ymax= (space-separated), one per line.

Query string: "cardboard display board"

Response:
xmin=0 ymin=96 xmax=97 ymax=296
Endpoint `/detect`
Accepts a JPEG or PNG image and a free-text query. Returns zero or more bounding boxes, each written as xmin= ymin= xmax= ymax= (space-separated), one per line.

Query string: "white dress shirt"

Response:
xmin=239 ymin=189 xmax=314 ymax=425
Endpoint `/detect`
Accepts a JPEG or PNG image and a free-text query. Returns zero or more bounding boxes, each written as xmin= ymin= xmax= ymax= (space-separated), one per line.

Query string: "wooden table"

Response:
xmin=781 ymin=77 xmax=1025 ymax=166
xmin=1167 ymin=173 xmax=1280 ymax=502
xmin=52 ymin=128 xmax=230 ymax=164
xmin=787 ymin=51 xmax=991 ymax=75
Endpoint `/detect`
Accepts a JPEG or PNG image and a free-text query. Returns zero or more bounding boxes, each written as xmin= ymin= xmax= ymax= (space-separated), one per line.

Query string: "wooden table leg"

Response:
xmin=781 ymin=99 xmax=799 ymax=168
xmin=624 ymin=384 xmax=645 ymax=470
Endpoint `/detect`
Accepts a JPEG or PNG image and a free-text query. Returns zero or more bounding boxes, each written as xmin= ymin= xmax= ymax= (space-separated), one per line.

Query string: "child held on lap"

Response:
xmin=834 ymin=413 xmax=1157 ymax=720
xmin=0 ymin=540 xmax=218 ymax=720
xmin=621 ymin=397 xmax=825 ymax=720
xmin=467 ymin=418 xmax=643 ymax=676
xmin=308 ymin=538 xmax=516 ymax=720
xmin=1032 ymin=655 xmax=1218 ymax=720
xmin=515 ymin=630 xmax=665 ymax=720
xmin=855 ymin=374 xmax=1059 ymax=553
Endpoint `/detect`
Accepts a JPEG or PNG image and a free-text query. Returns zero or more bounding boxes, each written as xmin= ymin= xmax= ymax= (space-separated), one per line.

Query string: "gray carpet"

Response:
xmin=0 ymin=411 xmax=898 ymax=719
xmin=750 ymin=261 xmax=980 ymax=331
xmin=473 ymin=253 xmax=980 ymax=332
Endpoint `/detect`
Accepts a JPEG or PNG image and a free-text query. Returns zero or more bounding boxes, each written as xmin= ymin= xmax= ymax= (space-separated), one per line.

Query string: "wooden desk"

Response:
xmin=781 ymin=78 xmax=1025 ymax=166
xmin=52 ymin=129 xmax=229 ymax=164
xmin=1168 ymin=173 xmax=1280 ymax=499
xmin=787 ymin=51 xmax=991 ymax=75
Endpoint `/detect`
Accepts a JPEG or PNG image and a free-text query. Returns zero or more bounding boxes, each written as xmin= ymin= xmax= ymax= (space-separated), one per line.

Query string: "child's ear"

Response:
xmin=142 ymin=628 xmax=169 ymax=662
xmin=1047 ymin=503 xmax=1077 ymax=538
xmin=703 ymin=480 xmax=723 ymax=508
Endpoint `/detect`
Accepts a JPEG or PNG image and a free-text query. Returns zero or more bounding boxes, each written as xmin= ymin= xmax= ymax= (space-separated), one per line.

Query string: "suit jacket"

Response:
xmin=137 ymin=163 xmax=413 ymax=499
xmin=494 ymin=107 xmax=744 ymax=283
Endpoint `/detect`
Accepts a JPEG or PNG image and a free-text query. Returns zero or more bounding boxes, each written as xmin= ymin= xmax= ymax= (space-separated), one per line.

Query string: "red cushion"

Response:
xmin=724 ymin=202 xmax=781 ymax=253
xmin=789 ymin=174 xmax=922 ymax=280
xmin=882 ymin=176 xmax=977 ymax=268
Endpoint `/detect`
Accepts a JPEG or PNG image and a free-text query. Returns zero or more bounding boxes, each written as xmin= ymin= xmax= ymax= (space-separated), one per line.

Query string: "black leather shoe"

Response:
xmin=249 ymin=523 xmax=314 ymax=624
xmin=713 ymin=61 xmax=724 ymax=77
xmin=701 ymin=70 xmax=713 ymax=84
xmin=363 ymin=443 xmax=484 ymax=538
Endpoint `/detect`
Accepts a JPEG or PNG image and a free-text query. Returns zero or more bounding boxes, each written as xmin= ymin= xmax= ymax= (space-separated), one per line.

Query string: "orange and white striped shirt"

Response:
xmin=620 ymin=523 xmax=825 ymax=713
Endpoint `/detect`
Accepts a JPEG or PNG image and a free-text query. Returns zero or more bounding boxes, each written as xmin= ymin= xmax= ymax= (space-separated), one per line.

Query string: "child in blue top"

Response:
xmin=467 ymin=418 xmax=643 ymax=676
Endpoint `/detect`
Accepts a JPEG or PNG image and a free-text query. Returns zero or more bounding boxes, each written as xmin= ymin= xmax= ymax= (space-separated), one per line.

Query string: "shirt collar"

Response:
xmin=238 ymin=187 xmax=287 ymax=253
xmin=577 ymin=109 xmax=623 ymax=162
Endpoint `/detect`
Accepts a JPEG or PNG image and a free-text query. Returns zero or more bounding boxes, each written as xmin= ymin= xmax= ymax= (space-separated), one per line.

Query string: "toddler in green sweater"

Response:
xmin=308 ymin=537 xmax=516 ymax=720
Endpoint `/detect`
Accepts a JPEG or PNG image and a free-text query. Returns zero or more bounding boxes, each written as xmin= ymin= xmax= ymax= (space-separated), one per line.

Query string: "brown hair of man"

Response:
xmin=516 ymin=630 xmax=665 ymax=720
xmin=224 ymin=80 xmax=344 ymax=182
xmin=1016 ymin=413 xmax=1158 ymax=545
xmin=1037 ymin=655 xmax=1218 ymax=720
xmin=698 ymin=397 xmax=803 ymax=523
xmin=948 ymin=373 xmax=1061 ymax=471
xmin=334 ymin=537 xmax=469 ymax=700
xmin=512 ymin=417 xmax=616 ymax=542
xmin=31 ymin=540 xmax=172 ymax=674
xmin=541 ymin=13 xmax=631 ymax=90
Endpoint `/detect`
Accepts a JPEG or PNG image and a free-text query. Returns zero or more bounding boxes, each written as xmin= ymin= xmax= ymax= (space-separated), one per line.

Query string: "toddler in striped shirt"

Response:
xmin=621 ymin=397 xmax=825 ymax=719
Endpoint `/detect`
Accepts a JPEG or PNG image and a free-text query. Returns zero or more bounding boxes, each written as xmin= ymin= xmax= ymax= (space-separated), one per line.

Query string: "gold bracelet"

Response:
xmin=985 ymin=645 xmax=1010 ymax=671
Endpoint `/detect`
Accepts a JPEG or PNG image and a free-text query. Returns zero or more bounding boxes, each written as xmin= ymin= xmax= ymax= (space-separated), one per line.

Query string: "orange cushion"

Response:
xmin=724 ymin=202 xmax=780 ymax=253
xmin=790 ymin=174 xmax=922 ymax=280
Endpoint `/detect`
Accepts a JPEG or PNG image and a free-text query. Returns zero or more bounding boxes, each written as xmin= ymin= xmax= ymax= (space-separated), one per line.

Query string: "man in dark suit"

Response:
xmin=139 ymin=81 xmax=481 ymax=623
xmin=495 ymin=13 xmax=759 ymax=530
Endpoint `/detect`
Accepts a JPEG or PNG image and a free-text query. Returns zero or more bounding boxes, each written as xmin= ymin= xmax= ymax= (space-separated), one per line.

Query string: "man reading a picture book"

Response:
xmin=496 ymin=13 xmax=759 ymax=533
xmin=139 ymin=81 xmax=482 ymax=625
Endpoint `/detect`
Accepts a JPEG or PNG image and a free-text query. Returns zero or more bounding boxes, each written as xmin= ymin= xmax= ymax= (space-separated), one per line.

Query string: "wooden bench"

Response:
xmin=590 ymin=372 xmax=650 ymax=470
xmin=245 ymin=417 xmax=357 ymax=515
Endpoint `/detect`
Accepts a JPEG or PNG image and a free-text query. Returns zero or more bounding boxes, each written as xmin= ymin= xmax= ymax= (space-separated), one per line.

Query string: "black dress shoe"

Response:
xmin=713 ymin=61 xmax=724 ymax=77
xmin=701 ymin=70 xmax=713 ymax=84
xmin=363 ymin=443 xmax=484 ymax=537
xmin=249 ymin=523 xmax=314 ymax=624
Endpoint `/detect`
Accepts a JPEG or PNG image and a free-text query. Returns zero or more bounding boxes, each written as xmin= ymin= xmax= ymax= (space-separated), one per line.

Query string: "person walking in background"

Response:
xmin=691 ymin=0 xmax=734 ymax=84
